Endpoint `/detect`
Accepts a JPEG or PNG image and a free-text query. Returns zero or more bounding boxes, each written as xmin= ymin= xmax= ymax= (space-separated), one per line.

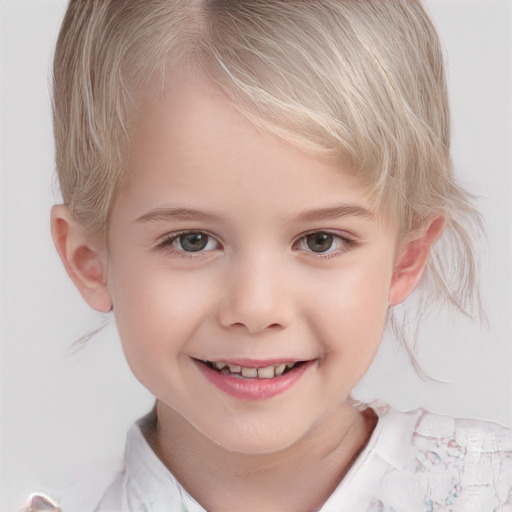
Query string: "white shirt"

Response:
xmin=37 ymin=402 xmax=512 ymax=512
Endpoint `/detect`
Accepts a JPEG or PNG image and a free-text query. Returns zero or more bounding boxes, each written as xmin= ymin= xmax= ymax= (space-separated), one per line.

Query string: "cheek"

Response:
xmin=306 ymin=256 xmax=393 ymax=356
xmin=107 ymin=257 xmax=215 ymax=368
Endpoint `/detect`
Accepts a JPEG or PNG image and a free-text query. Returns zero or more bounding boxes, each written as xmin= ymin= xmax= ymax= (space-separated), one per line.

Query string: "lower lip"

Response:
xmin=195 ymin=360 xmax=314 ymax=401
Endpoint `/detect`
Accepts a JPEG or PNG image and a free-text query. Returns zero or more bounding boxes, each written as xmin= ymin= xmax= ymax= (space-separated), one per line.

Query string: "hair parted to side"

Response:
xmin=53 ymin=0 xmax=484 ymax=376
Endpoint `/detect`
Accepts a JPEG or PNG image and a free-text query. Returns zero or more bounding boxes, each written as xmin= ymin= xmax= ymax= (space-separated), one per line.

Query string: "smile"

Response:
xmin=194 ymin=358 xmax=314 ymax=401
xmin=201 ymin=360 xmax=305 ymax=379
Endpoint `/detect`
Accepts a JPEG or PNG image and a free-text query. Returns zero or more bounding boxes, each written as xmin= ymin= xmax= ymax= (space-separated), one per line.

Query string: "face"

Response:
xmin=104 ymin=73 xmax=401 ymax=454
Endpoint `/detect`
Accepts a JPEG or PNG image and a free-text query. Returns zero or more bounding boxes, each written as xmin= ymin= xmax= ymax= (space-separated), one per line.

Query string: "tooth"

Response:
xmin=241 ymin=367 xmax=258 ymax=378
xmin=214 ymin=362 xmax=227 ymax=370
xmin=274 ymin=364 xmax=286 ymax=376
xmin=285 ymin=363 xmax=295 ymax=370
xmin=257 ymin=366 xmax=276 ymax=379
xmin=228 ymin=364 xmax=241 ymax=373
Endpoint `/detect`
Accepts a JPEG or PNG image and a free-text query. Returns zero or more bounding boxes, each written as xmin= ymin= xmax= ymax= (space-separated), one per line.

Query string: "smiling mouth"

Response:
xmin=198 ymin=360 xmax=308 ymax=379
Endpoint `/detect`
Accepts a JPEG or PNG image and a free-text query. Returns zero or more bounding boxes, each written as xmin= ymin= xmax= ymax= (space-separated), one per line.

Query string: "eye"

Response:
xmin=305 ymin=232 xmax=335 ymax=253
xmin=295 ymin=231 xmax=355 ymax=256
xmin=157 ymin=231 xmax=220 ymax=254
xmin=177 ymin=232 xmax=212 ymax=252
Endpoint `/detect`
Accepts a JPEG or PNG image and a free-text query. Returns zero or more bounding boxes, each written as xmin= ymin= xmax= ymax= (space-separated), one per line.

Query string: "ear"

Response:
xmin=50 ymin=205 xmax=112 ymax=312
xmin=389 ymin=216 xmax=445 ymax=306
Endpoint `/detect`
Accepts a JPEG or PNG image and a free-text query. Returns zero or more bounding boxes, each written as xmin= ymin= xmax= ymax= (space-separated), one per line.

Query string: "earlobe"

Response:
xmin=389 ymin=216 xmax=445 ymax=306
xmin=50 ymin=205 xmax=112 ymax=312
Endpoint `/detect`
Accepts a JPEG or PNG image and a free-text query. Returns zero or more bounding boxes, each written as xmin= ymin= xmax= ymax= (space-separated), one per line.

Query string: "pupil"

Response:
xmin=306 ymin=232 xmax=333 ymax=253
xmin=180 ymin=233 xmax=208 ymax=252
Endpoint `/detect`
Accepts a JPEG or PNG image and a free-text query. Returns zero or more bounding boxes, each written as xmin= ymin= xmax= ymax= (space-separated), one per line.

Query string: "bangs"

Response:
xmin=205 ymin=0 xmax=450 ymax=229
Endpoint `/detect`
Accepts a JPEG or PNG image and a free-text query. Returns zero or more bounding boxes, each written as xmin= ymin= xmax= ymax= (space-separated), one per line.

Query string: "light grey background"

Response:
xmin=1 ymin=0 xmax=511 ymax=509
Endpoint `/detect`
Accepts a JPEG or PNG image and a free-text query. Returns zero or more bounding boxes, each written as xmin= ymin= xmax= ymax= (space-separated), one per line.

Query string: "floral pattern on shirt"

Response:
xmin=367 ymin=413 xmax=512 ymax=512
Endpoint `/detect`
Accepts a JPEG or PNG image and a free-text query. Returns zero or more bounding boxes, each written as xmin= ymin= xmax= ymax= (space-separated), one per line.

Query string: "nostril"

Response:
xmin=217 ymin=292 xmax=293 ymax=333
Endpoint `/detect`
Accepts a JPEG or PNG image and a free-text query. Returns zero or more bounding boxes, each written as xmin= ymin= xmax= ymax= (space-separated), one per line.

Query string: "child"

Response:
xmin=23 ymin=0 xmax=512 ymax=510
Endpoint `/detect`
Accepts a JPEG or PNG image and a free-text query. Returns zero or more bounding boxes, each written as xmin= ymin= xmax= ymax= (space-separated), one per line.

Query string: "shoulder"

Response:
xmin=19 ymin=461 xmax=122 ymax=512
xmin=375 ymin=407 xmax=512 ymax=511
xmin=412 ymin=409 xmax=512 ymax=476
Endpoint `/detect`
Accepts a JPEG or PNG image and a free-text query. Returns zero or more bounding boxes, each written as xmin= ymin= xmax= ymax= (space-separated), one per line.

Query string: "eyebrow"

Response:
xmin=288 ymin=204 xmax=374 ymax=224
xmin=135 ymin=207 xmax=220 ymax=223
xmin=136 ymin=203 xmax=373 ymax=225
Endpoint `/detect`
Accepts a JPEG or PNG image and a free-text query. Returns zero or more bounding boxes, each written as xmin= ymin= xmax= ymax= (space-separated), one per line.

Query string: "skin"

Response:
xmin=51 ymin=71 xmax=444 ymax=512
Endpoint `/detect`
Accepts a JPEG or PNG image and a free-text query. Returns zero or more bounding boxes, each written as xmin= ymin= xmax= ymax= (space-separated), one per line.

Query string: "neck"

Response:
xmin=145 ymin=400 xmax=378 ymax=512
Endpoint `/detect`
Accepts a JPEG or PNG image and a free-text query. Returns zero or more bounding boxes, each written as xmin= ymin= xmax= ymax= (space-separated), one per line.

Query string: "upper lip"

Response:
xmin=192 ymin=357 xmax=309 ymax=368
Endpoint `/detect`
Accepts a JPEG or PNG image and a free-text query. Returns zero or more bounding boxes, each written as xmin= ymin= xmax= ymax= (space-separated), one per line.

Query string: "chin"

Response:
xmin=217 ymin=437 xmax=298 ymax=456
xmin=205 ymin=421 xmax=309 ymax=456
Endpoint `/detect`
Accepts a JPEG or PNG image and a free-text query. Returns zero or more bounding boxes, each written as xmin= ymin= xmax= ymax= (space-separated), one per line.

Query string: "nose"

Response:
xmin=217 ymin=253 xmax=294 ymax=334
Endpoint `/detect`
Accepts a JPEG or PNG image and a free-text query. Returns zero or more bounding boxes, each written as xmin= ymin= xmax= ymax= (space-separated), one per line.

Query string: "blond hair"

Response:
xmin=52 ymin=0 xmax=483 ymax=374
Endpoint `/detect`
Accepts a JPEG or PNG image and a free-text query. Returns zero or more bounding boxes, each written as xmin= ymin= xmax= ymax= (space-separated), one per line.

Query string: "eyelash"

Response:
xmin=155 ymin=230 xmax=222 ymax=258
xmin=292 ymin=230 xmax=358 ymax=258
xmin=155 ymin=230 xmax=358 ymax=258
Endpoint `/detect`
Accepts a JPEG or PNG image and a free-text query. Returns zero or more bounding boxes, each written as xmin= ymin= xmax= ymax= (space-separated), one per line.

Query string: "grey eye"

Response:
xmin=178 ymin=232 xmax=210 ymax=252
xmin=305 ymin=232 xmax=334 ymax=253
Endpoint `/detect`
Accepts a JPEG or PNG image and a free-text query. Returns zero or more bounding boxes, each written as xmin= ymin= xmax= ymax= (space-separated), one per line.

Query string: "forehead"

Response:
xmin=125 ymin=70 xmax=376 ymax=215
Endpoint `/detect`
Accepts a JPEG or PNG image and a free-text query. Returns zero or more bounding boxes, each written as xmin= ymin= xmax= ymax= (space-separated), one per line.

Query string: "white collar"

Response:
xmin=120 ymin=402 xmax=422 ymax=512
